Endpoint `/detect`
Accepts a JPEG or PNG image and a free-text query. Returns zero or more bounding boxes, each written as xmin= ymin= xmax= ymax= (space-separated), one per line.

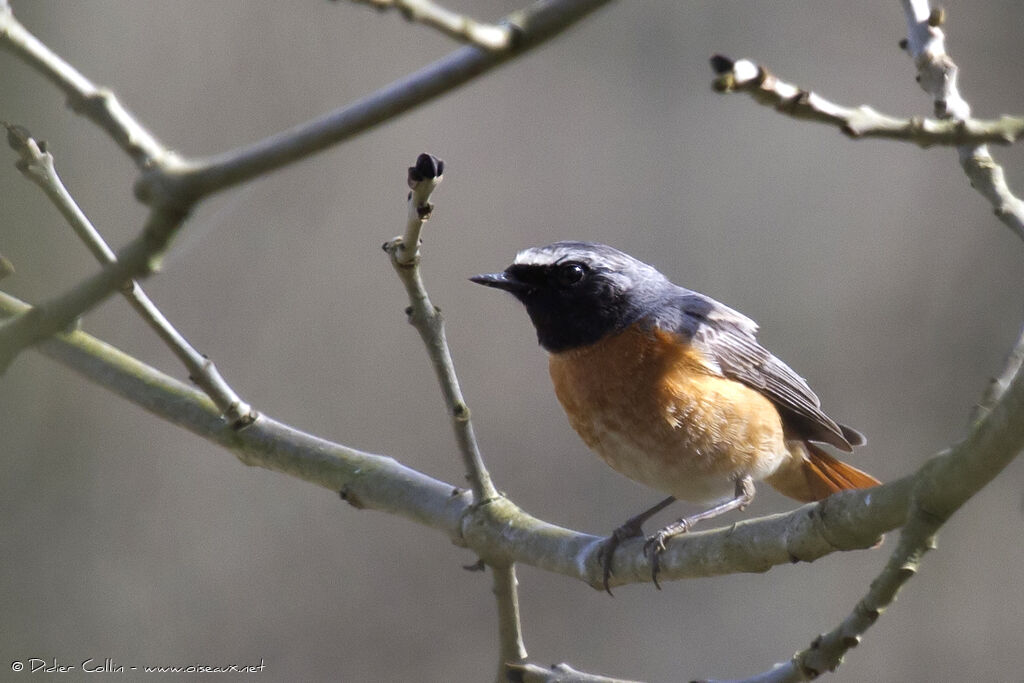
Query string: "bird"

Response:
xmin=470 ymin=241 xmax=879 ymax=592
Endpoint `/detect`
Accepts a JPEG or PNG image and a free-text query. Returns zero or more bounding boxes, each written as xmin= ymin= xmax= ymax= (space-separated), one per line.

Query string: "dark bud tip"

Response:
xmin=5 ymin=123 xmax=32 ymax=153
xmin=898 ymin=38 xmax=909 ymax=50
xmin=408 ymin=153 xmax=444 ymax=183
xmin=709 ymin=54 xmax=734 ymax=74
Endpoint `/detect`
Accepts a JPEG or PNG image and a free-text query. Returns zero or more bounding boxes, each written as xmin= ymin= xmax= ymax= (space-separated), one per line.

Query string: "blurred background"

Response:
xmin=1 ymin=1 xmax=1022 ymax=681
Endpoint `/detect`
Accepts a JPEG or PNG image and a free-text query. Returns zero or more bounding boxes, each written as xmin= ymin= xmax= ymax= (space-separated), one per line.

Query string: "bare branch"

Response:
xmin=509 ymin=661 xmax=643 ymax=683
xmin=137 ymin=0 xmax=614 ymax=204
xmin=715 ymin=355 xmax=1024 ymax=681
xmin=3 ymin=123 xmax=255 ymax=427
xmin=383 ymin=153 xmax=498 ymax=502
xmin=900 ymin=0 xmax=1024 ymax=240
xmin=0 ymin=4 xmax=171 ymax=169
xmin=0 ymin=288 xmax=911 ymax=588
xmin=348 ymin=0 xmax=514 ymax=50
xmin=973 ymin=325 xmax=1024 ymax=423
xmin=0 ymin=0 xmax=611 ymax=373
xmin=0 ymin=206 xmax=186 ymax=372
xmin=709 ymin=55 xmax=1024 ymax=148
xmin=491 ymin=563 xmax=528 ymax=681
xmin=4 ymin=281 xmax=1020 ymax=606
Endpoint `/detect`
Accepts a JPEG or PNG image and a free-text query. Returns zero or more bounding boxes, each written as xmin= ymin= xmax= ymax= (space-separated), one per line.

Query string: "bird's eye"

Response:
xmin=554 ymin=262 xmax=586 ymax=287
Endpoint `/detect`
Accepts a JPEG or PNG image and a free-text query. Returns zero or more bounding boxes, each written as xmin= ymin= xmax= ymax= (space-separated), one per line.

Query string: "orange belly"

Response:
xmin=548 ymin=325 xmax=791 ymax=503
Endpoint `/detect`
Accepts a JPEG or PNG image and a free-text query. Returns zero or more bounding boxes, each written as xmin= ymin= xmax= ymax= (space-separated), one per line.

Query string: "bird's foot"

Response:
xmin=643 ymin=518 xmax=691 ymax=590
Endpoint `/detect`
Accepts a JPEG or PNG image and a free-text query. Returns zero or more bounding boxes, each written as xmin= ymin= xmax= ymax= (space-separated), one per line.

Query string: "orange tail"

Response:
xmin=768 ymin=442 xmax=881 ymax=503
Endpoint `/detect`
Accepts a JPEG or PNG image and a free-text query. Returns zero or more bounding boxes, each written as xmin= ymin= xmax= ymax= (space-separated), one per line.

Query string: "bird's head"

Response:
xmin=471 ymin=241 xmax=670 ymax=353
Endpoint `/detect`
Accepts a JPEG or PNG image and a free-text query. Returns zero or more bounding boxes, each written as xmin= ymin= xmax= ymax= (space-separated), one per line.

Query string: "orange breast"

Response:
xmin=548 ymin=324 xmax=789 ymax=503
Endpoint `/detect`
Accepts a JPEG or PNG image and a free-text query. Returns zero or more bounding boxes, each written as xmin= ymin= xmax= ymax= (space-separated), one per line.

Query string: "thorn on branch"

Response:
xmin=463 ymin=558 xmax=486 ymax=572
xmin=0 ymin=253 xmax=14 ymax=281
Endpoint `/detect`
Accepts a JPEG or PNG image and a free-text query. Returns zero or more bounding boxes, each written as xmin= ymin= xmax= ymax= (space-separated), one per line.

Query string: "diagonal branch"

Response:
xmin=0 ymin=205 xmax=187 ymax=372
xmin=728 ymin=326 xmax=1024 ymax=683
xmin=1 ymin=0 xmax=610 ymax=210
xmin=134 ymin=0 xmax=614 ymax=205
xmin=709 ymin=55 xmax=1024 ymax=148
xmin=4 ymin=123 xmax=255 ymax=427
xmin=6 ymin=286 xmax=1020 ymax=597
xmin=0 ymin=287 xmax=908 ymax=587
xmin=3 ymin=281 xmax=1021 ymax=683
xmin=0 ymin=0 xmax=612 ymax=378
xmin=347 ymin=0 xmax=514 ymax=51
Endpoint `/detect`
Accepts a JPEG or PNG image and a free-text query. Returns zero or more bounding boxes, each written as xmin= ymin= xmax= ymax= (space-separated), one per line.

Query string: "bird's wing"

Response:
xmin=669 ymin=292 xmax=857 ymax=451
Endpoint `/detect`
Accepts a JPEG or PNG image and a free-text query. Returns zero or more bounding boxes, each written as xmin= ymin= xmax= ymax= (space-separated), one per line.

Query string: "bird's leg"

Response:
xmin=644 ymin=476 xmax=755 ymax=589
xmin=597 ymin=495 xmax=676 ymax=595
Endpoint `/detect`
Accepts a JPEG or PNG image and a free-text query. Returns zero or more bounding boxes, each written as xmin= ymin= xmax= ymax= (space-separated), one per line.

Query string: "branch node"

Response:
xmin=338 ymin=485 xmax=366 ymax=509
xmin=452 ymin=401 xmax=470 ymax=422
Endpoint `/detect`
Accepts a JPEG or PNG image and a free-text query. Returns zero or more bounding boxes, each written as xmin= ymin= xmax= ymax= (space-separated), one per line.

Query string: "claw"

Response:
xmin=643 ymin=533 xmax=668 ymax=590
xmin=597 ymin=536 xmax=620 ymax=596
xmin=596 ymin=519 xmax=647 ymax=595
xmin=643 ymin=519 xmax=689 ymax=590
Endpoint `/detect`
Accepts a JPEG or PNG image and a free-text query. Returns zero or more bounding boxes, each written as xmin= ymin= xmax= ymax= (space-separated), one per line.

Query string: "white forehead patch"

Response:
xmin=513 ymin=244 xmax=587 ymax=267
xmin=512 ymin=242 xmax=650 ymax=272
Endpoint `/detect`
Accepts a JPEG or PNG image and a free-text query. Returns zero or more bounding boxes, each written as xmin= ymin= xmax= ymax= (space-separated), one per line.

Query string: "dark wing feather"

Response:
xmin=670 ymin=292 xmax=857 ymax=451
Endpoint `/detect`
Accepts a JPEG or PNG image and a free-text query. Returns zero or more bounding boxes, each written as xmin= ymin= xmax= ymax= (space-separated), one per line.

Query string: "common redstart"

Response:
xmin=471 ymin=241 xmax=879 ymax=591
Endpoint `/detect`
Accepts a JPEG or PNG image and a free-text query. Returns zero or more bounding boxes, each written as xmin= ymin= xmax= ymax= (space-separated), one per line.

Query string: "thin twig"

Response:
xmin=709 ymin=55 xmax=1024 ymax=147
xmin=0 ymin=206 xmax=187 ymax=372
xmin=0 ymin=3 xmax=170 ymax=169
xmin=4 ymin=123 xmax=255 ymax=427
xmin=491 ymin=563 xmax=528 ymax=682
xmin=348 ymin=0 xmax=513 ymax=51
xmin=383 ymin=153 xmax=498 ymax=503
xmin=900 ymin=0 xmax=1024 ymax=240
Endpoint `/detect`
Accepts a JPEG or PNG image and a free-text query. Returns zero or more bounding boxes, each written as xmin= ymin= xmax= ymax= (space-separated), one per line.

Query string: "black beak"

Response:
xmin=469 ymin=271 xmax=533 ymax=293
